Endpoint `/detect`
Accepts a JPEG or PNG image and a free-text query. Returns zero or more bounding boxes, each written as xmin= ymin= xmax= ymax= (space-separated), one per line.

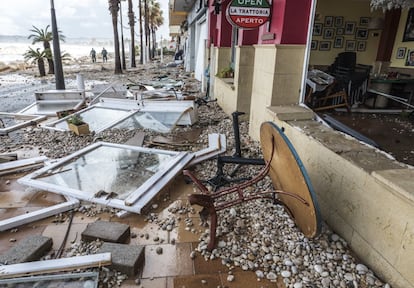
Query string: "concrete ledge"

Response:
xmin=267 ymin=105 xmax=314 ymax=121
xmin=372 ymin=169 xmax=414 ymax=204
xmin=264 ymin=115 xmax=414 ymax=288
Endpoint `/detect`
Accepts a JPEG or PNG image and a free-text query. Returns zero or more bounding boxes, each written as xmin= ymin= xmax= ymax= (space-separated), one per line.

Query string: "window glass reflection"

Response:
xmin=35 ymin=146 xmax=174 ymax=200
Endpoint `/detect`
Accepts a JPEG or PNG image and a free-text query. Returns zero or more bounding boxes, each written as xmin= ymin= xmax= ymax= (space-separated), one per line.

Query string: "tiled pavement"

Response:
xmin=0 ymin=172 xmax=285 ymax=288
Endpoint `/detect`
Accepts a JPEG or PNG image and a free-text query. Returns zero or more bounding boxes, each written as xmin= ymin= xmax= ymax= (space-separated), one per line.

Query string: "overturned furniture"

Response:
xmin=183 ymin=122 xmax=322 ymax=251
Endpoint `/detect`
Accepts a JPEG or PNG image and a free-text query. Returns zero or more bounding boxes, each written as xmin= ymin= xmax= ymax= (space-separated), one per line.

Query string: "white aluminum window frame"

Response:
xmin=18 ymin=142 xmax=193 ymax=213
xmin=42 ymin=105 xmax=141 ymax=134
xmin=0 ymin=157 xmax=80 ymax=232
xmin=0 ymin=113 xmax=47 ymax=135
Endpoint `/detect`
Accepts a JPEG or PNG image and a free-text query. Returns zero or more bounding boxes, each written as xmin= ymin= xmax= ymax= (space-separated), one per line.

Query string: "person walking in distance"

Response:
xmin=90 ymin=48 xmax=96 ymax=63
xmin=101 ymin=48 xmax=108 ymax=63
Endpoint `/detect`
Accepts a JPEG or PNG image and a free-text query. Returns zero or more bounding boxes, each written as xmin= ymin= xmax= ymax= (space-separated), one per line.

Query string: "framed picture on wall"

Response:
xmin=325 ymin=16 xmax=334 ymax=27
xmin=396 ymin=47 xmax=407 ymax=59
xmin=403 ymin=8 xmax=414 ymax=41
xmin=335 ymin=16 xmax=344 ymax=27
xmin=345 ymin=40 xmax=356 ymax=51
xmin=357 ymin=41 xmax=366 ymax=51
xmin=405 ymin=49 xmax=414 ymax=66
xmin=360 ymin=17 xmax=370 ymax=26
xmin=345 ymin=21 xmax=356 ymax=35
xmin=323 ymin=28 xmax=334 ymax=39
xmin=356 ymin=28 xmax=369 ymax=39
xmin=319 ymin=41 xmax=331 ymax=51
xmin=313 ymin=23 xmax=323 ymax=36
xmin=334 ymin=36 xmax=344 ymax=48
xmin=311 ymin=40 xmax=318 ymax=50
xmin=336 ymin=28 xmax=344 ymax=35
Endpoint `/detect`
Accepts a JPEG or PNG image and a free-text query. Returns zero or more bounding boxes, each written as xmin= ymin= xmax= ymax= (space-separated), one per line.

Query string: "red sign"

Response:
xmin=226 ymin=0 xmax=271 ymax=29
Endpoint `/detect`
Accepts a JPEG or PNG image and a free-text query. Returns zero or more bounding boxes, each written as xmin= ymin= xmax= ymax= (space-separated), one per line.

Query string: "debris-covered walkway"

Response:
xmin=0 ymin=58 xmax=392 ymax=288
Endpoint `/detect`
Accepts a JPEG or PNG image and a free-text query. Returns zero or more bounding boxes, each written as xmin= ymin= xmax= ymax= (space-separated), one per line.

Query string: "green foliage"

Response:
xmin=216 ymin=66 xmax=234 ymax=78
xmin=67 ymin=114 xmax=85 ymax=126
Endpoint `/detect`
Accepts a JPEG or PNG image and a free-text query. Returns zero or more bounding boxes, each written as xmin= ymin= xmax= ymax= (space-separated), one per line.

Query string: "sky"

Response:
xmin=0 ymin=0 xmax=170 ymax=40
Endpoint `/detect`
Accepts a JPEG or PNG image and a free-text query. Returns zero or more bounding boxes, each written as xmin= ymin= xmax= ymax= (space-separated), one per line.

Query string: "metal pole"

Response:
xmin=120 ymin=0 xmax=126 ymax=70
xmin=50 ymin=0 xmax=65 ymax=90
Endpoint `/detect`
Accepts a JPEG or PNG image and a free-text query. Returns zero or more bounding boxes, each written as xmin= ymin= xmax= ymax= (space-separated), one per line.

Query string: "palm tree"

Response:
xmin=28 ymin=25 xmax=66 ymax=75
xmin=144 ymin=0 xmax=150 ymax=62
xmin=128 ymin=0 xmax=136 ymax=67
xmin=108 ymin=0 xmax=123 ymax=74
xmin=23 ymin=48 xmax=46 ymax=77
xmin=138 ymin=0 xmax=144 ymax=64
xmin=148 ymin=1 xmax=164 ymax=59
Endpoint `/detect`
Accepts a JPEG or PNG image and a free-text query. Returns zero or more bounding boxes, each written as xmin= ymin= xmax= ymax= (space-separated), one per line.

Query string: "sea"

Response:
xmin=0 ymin=35 xmax=116 ymax=64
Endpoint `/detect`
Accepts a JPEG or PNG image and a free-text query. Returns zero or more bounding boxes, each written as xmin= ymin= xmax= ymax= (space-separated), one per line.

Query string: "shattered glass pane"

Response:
xmin=0 ymin=272 xmax=98 ymax=288
xmin=114 ymin=111 xmax=183 ymax=133
xmin=34 ymin=145 xmax=174 ymax=200
xmin=53 ymin=107 xmax=131 ymax=132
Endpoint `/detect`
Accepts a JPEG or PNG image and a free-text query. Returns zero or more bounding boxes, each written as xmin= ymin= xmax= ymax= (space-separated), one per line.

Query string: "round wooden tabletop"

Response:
xmin=260 ymin=121 xmax=321 ymax=238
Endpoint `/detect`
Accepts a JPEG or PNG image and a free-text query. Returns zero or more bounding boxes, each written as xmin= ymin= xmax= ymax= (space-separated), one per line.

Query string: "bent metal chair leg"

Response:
xmin=183 ymin=136 xmax=310 ymax=251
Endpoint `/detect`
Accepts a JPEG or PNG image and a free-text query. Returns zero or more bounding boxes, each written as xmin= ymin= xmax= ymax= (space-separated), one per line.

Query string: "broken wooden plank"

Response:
xmin=0 ymin=253 xmax=111 ymax=278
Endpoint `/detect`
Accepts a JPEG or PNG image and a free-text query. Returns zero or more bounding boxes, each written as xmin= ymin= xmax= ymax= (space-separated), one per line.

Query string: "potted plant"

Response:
xmin=67 ymin=114 xmax=89 ymax=136
xmin=216 ymin=66 xmax=234 ymax=78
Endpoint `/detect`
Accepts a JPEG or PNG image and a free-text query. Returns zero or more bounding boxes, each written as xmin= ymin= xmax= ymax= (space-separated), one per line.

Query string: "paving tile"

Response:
xmin=142 ymin=243 xmax=193 ymax=278
xmin=219 ymin=271 xmax=284 ymax=288
xmin=42 ymin=222 xmax=88 ymax=250
xmin=169 ymin=216 xmax=204 ymax=244
xmin=26 ymin=191 xmax=66 ymax=207
xmin=191 ymin=242 xmax=228 ymax=275
xmin=174 ymin=273 xmax=222 ymax=288
xmin=121 ymin=277 xmax=167 ymax=288
xmin=0 ymin=207 xmax=41 ymax=222
xmin=129 ymin=222 xmax=169 ymax=246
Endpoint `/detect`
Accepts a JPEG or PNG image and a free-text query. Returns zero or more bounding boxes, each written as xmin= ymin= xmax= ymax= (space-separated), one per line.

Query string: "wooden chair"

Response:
xmin=309 ymin=81 xmax=351 ymax=112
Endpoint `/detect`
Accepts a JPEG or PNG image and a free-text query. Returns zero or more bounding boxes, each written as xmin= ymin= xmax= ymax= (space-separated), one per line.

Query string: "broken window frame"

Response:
xmin=42 ymin=99 xmax=195 ymax=133
xmin=0 ymin=156 xmax=80 ymax=232
xmin=42 ymin=105 xmax=141 ymax=134
xmin=0 ymin=253 xmax=111 ymax=278
xmin=0 ymin=271 xmax=99 ymax=287
xmin=0 ymin=112 xmax=46 ymax=135
xmin=18 ymin=142 xmax=194 ymax=213
xmin=96 ymin=97 xmax=198 ymax=126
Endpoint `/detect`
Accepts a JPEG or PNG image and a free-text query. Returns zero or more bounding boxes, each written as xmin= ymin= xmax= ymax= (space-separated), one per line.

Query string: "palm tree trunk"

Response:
xmin=139 ymin=0 xmax=143 ymax=64
xmin=128 ymin=0 xmax=136 ymax=67
xmin=38 ymin=59 xmax=46 ymax=77
xmin=109 ymin=0 xmax=122 ymax=74
xmin=44 ymin=37 xmax=55 ymax=74
xmin=152 ymin=27 xmax=156 ymax=58
xmin=144 ymin=0 xmax=150 ymax=62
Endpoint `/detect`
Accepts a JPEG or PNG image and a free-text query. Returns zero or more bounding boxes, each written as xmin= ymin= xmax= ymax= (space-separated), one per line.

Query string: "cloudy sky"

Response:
xmin=0 ymin=0 xmax=170 ymax=40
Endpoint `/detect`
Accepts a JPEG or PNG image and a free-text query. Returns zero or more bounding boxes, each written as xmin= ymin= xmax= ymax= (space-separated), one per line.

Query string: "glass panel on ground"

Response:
xmin=34 ymin=145 xmax=175 ymax=200
xmin=53 ymin=107 xmax=131 ymax=132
